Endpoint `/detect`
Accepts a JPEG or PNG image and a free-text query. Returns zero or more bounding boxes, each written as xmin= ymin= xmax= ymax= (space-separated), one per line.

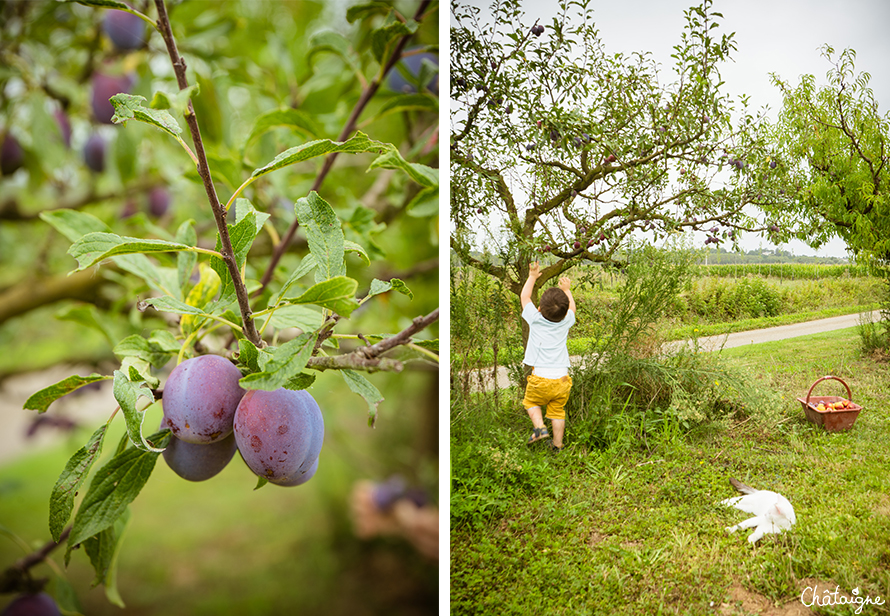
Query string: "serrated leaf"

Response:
xmin=281 ymin=276 xmax=358 ymax=316
xmin=148 ymin=330 xmax=180 ymax=353
xmin=344 ymin=240 xmax=370 ymax=266
xmin=67 ymin=430 xmax=169 ymax=557
xmin=413 ymin=339 xmax=438 ymax=352
xmin=236 ymin=339 xmax=260 ymax=373
xmin=275 ymin=255 xmax=317 ymax=301
xmin=239 ymin=332 xmax=316 ymax=391
xmin=110 ymin=94 xmax=182 ymax=137
xmin=84 ymin=508 xmax=129 ymax=594
xmin=112 ymin=370 xmax=161 ymax=453
xmin=346 ymin=1 xmax=392 ymax=23
xmin=68 ymin=232 xmax=196 ymax=272
xmin=71 ymin=0 xmax=130 ymax=8
xmin=24 ymin=374 xmax=111 ymax=414
xmin=115 ymin=255 xmax=179 ymax=298
xmin=295 ymin=192 xmax=345 ymax=283
xmin=204 ymin=152 xmax=243 ymax=192
xmin=139 ymin=295 xmax=207 ymax=316
xmin=371 ymin=21 xmax=416 ymax=63
xmin=40 ymin=209 xmax=111 ymax=242
xmin=283 ymin=373 xmax=316 ymax=391
xmin=243 ymin=108 xmax=322 ymax=151
xmin=368 ymin=148 xmax=438 ymax=187
xmin=113 ymin=334 xmax=176 ymax=369
xmin=340 ymin=369 xmax=383 ymax=427
xmin=250 ymin=132 xmax=389 ymax=180
xmin=367 ymin=278 xmax=413 ymax=300
xmin=48 ymin=425 xmax=108 ymax=542
xmin=149 ymin=85 xmax=199 ymax=118
xmin=268 ymin=304 xmax=324 ymax=332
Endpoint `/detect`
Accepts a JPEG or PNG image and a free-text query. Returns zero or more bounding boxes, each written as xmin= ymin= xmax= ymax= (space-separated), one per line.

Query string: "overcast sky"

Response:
xmin=451 ymin=0 xmax=890 ymax=258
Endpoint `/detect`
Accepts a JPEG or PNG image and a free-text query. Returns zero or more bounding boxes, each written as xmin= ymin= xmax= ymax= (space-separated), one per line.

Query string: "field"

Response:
xmin=450 ymin=326 xmax=890 ymax=615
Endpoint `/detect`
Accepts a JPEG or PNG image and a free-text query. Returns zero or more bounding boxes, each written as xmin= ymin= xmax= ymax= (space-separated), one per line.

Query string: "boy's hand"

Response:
xmin=559 ymin=276 xmax=571 ymax=291
xmin=528 ymin=261 xmax=541 ymax=279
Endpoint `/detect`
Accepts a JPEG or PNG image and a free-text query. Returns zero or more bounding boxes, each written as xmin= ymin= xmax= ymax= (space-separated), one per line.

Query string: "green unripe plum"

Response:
xmin=234 ymin=388 xmax=324 ymax=486
xmin=162 ymin=355 xmax=245 ymax=444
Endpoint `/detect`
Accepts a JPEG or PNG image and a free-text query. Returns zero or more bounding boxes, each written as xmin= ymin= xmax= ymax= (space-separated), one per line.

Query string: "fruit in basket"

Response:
xmin=816 ymin=403 xmax=826 ymax=411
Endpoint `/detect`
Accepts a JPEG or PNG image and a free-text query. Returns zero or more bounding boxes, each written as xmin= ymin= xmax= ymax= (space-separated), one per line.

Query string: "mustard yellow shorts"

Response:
xmin=523 ymin=374 xmax=573 ymax=421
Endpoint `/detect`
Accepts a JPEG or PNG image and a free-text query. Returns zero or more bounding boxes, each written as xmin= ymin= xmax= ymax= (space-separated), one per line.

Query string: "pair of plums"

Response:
xmin=160 ymin=355 xmax=323 ymax=487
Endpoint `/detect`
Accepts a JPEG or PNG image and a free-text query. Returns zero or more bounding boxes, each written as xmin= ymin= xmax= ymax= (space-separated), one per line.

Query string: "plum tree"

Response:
xmin=233 ymin=388 xmax=324 ymax=486
xmin=0 ymin=593 xmax=61 ymax=616
xmin=452 ymin=0 xmax=784 ymax=345
xmin=82 ymin=134 xmax=105 ymax=173
xmin=90 ymin=72 xmax=134 ymax=124
xmin=162 ymin=431 xmax=238 ymax=482
xmin=0 ymin=133 xmax=24 ymax=176
xmin=162 ymin=355 xmax=246 ymax=444
xmin=103 ymin=10 xmax=146 ymax=51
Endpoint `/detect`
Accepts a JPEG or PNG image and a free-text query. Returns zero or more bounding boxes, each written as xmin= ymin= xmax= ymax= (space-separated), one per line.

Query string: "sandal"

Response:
xmin=526 ymin=427 xmax=549 ymax=444
xmin=548 ymin=440 xmax=564 ymax=453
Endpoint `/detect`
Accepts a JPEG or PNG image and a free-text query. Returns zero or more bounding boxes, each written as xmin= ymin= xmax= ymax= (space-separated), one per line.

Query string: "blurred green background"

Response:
xmin=0 ymin=0 xmax=439 ymax=613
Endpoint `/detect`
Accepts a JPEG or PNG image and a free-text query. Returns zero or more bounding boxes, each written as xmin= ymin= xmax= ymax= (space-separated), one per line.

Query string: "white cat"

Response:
xmin=721 ymin=478 xmax=796 ymax=543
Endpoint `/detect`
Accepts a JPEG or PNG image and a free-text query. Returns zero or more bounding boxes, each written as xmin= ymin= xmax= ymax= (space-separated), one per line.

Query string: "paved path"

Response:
xmin=467 ymin=310 xmax=880 ymax=391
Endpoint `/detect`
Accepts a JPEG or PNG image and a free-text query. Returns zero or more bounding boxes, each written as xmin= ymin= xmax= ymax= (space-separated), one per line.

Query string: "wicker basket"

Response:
xmin=797 ymin=375 xmax=862 ymax=432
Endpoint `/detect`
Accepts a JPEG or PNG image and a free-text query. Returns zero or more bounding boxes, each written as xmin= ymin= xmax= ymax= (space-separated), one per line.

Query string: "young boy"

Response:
xmin=520 ymin=261 xmax=576 ymax=452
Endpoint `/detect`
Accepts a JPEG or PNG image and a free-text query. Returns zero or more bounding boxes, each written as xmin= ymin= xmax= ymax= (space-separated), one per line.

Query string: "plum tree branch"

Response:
xmin=255 ymin=0 xmax=432 ymax=295
xmin=0 ymin=526 xmax=71 ymax=594
xmin=152 ymin=0 xmax=261 ymax=346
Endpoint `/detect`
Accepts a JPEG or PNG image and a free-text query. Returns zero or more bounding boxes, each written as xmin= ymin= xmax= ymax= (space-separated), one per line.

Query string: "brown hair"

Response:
xmin=539 ymin=287 xmax=569 ymax=322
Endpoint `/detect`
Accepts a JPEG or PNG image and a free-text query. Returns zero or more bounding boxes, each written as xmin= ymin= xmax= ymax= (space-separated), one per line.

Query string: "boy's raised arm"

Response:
xmin=559 ymin=276 xmax=576 ymax=314
xmin=520 ymin=262 xmax=540 ymax=308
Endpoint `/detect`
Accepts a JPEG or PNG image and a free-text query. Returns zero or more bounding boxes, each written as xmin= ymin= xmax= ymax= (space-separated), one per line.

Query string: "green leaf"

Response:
xmin=406 ymin=186 xmax=439 ymax=217
xmin=268 ymin=305 xmax=324 ymax=332
xmin=175 ymin=219 xmax=198 ymax=294
xmin=295 ymin=192 xmax=345 ymax=283
xmin=149 ymin=85 xmax=199 ymax=118
xmin=68 ymin=232 xmax=197 ymax=272
xmin=281 ymin=276 xmax=359 ymax=316
xmin=250 ymin=132 xmax=389 ymax=180
xmin=67 ymin=430 xmax=169 ymax=557
xmin=180 ymin=262 xmax=221 ymax=334
xmin=372 ymin=93 xmax=438 ymax=122
xmin=308 ymin=31 xmax=362 ymax=77
xmin=110 ymin=94 xmax=182 ymax=138
xmin=344 ymin=240 xmax=370 ymax=266
xmin=371 ymin=21 xmax=416 ymax=63
xmin=367 ymin=278 xmax=413 ymax=300
xmin=368 ymin=148 xmax=438 ymax=187
xmin=139 ymin=295 xmax=207 ymax=317
xmin=40 ymin=209 xmax=111 ymax=242
xmin=243 ymin=108 xmax=322 ymax=151
xmin=24 ymin=374 xmax=111 ymax=414
xmin=115 ymin=255 xmax=179 ymax=298
xmin=275 ymin=255 xmax=317 ymax=301
xmin=236 ymin=339 xmax=260 ymax=373
xmin=283 ymin=373 xmax=316 ymax=391
xmin=340 ymin=369 xmax=384 ymax=427
xmin=254 ymin=476 xmax=268 ymax=490
xmin=346 ymin=1 xmax=393 ymax=23
xmin=112 ymin=370 xmax=162 ymax=453
xmin=71 ymin=0 xmax=129 ymax=8
xmin=113 ymin=334 xmax=176 ymax=369
xmin=413 ymin=339 xmax=438 ymax=352
xmin=239 ymin=332 xmax=317 ymax=391
xmin=48 ymin=425 xmax=108 ymax=542
xmin=84 ymin=508 xmax=129 ymax=596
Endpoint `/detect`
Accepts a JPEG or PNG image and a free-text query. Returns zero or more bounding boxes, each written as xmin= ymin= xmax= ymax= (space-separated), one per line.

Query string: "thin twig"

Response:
xmin=152 ymin=0 xmax=261 ymax=346
xmin=0 ymin=526 xmax=71 ymax=594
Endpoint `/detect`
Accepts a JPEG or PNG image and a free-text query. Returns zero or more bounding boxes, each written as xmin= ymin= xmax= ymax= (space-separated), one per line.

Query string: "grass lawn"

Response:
xmin=450 ymin=327 xmax=890 ymax=615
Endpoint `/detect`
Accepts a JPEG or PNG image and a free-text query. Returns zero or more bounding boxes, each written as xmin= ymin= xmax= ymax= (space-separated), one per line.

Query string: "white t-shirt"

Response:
xmin=521 ymin=302 xmax=575 ymax=370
